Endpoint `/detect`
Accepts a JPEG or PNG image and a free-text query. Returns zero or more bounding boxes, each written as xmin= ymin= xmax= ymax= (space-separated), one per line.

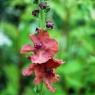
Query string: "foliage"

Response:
xmin=0 ymin=0 xmax=95 ymax=95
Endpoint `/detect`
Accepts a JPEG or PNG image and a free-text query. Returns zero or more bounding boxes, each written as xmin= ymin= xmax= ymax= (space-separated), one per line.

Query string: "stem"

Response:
xmin=36 ymin=0 xmax=45 ymax=95
xmin=39 ymin=0 xmax=45 ymax=29
xmin=40 ymin=10 xmax=45 ymax=29
xmin=40 ymin=82 xmax=43 ymax=95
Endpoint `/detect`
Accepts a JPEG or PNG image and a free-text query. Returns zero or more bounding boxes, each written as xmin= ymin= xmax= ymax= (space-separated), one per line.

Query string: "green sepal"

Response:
xmin=44 ymin=7 xmax=50 ymax=13
xmin=33 ymin=0 xmax=39 ymax=4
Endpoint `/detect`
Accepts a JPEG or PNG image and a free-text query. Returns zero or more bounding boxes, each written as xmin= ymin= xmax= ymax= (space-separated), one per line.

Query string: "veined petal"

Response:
xmin=38 ymin=29 xmax=50 ymax=41
xmin=49 ymin=74 xmax=59 ymax=83
xmin=44 ymin=39 xmax=58 ymax=50
xmin=30 ymin=50 xmax=52 ymax=63
xmin=46 ymin=58 xmax=64 ymax=69
xmin=43 ymin=77 xmax=56 ymax=92
xmin=22 ymin=64 xmax=35 ymax=76
xmin=20 ymin=44 xmax=34 ymax=54
xmin=33 ymin=76 xmax=42 ymax=84
xmin=29 ymin=34 xmax=39 ymax=44
xmin=33 ymin=64 xmax=44 ymax=84
xmin=44 ymin=39 xmax=58 ymax=57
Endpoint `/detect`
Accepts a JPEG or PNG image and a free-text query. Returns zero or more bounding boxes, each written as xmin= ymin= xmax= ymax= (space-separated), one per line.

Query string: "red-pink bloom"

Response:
xmin=22 ymin=58 xmax=64 ymax=92
xmin=20 ymin=29 xmax=58 ymax=63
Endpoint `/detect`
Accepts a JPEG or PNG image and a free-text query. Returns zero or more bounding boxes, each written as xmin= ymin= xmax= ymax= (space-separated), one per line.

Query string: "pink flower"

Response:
xmin=20 ymin=29 xmax=58 ymax=63
xmin=22 ymin=58 xmax=64 ymax=92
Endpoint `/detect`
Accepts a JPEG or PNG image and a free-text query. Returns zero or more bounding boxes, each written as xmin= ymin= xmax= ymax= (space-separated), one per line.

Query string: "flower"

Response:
xmin=46 ymin=21 xmax=54 ymax=29
xmin=39 ymin=2 xmax=47 ymax=9
xmin=22 ymin=58 xmax=64 ymax=92
xmin=32 ymin=9 xmax=39 ymax=16
xmin=20 ymin=29 xmax=58 ymax=63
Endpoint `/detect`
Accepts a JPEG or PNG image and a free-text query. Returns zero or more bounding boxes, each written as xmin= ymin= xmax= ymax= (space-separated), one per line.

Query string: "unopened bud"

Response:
xmin=35 ymin=27 xmax=40 ymax=32
xmin=46 ymin=21 xmax=54 ymax=29
xmin=39 ymin=2 xmax=47 ymax=9
xmin=32 ymin=10 xmax=39 ymax=17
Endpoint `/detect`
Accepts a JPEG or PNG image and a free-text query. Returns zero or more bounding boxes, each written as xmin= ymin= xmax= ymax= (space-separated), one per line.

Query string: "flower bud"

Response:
xmin=46 ymin=21 xmax=54 ymax=29
xmin=39 ymin=2 xmax=47 ymax=9
xmin=35 ymin=27 xmax=40 ymax=32
xmin=32 ymin=10 xmax=39 ymax=16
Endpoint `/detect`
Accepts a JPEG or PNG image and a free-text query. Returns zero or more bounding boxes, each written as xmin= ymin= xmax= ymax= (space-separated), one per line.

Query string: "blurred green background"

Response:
xmin=0 ymin=0 xmax=95 ymax=95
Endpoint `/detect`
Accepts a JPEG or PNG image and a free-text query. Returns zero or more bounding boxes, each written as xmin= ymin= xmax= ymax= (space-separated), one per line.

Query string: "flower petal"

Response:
xmin=30 ymin=50 xmax=52 ymax=63
xmin=22 ymin=64 xmax=35 ymax=76
xmin=29 ymin=34 xmax=39 ymax=44
xmin=42 ymin=70 xmax=59 ymax=92
xmin=38 ymin=29 xmax=50 ymax=41
xmin=43 ymin=77 xmax=56 ymax=92
xmin=46 ymin=58 xmax=64 ymax=69
xmin=33 ymin=76 xmax=42 ymax=84
xmin=20 ymin=44 xmax=34 ymax=54
xmin=29 ymin=30 xmax=50 ymax=44
xmin=49 ymin=73 xmax=59 ymax=83
xmin=44 ymin=39 xmax=58 ymax=57
xmin=33 ymin=64 xmax=44 ymax=84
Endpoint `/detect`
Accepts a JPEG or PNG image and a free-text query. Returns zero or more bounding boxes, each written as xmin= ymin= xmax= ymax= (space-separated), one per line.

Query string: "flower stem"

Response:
xmin=38 ymin=0 xmax=45 ymax=95
xmin=40 ymin=82 xmax=43 ymax=95
xmin=39 ymin=0 xmax=45 ymax=29
xmin=40 ymin=10 xmax=45 ymax=29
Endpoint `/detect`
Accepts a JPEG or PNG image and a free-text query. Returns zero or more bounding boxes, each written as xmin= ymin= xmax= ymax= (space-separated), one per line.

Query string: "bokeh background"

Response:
xmin=0 ymin=0 xmax=95 ymax=95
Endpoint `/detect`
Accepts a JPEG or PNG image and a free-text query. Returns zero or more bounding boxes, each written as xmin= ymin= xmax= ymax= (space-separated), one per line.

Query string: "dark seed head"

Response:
xmin=39 ymin=2 xmax=47 ymax=9
xmin=32 ymin=10 xmax=39 ymax=16
xmin=46 ymin=20 xmax=54 ymax=29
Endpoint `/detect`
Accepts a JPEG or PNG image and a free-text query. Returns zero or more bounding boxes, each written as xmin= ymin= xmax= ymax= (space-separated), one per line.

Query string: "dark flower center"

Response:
xmin=34 ymin=42 xmax=42 ymax=49
xmin=45 ymin=68 xmax=54 ymax=76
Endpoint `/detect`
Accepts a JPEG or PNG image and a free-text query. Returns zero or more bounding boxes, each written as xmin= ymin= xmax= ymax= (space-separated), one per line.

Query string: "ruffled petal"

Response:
xmin=42 ymin=70 xmax=59 ymax=92
xmin=46 ymin=58 xmax=64 ymax=69
xmin=43 ymin=77 xmax=56 ymax=92
xmin=30 ymin=50 xmax=52 ymax=63
xmin=29 ymin=34 xmax=39 ymax=44
xmin=20 ymin=44 xmax=34 ymax=54
xmin=33 ymin=64 xmax=44 ymax=84
xmin=22 ymin=64 xmax=35 ymax=76
xmin=44 ymin=39 xmax=58 ymax=57
xmin=49 ymin=73 xmax=59 ymax=83
xmin=44 ymin=39 xmax=58 ymax=50
xmin=29 ymin=30 xmax=50 ymax=44
xmin=33 ymin=76 xmax=42 ymax=84
xmin=38 ymin=29 xmax=50 ymax=41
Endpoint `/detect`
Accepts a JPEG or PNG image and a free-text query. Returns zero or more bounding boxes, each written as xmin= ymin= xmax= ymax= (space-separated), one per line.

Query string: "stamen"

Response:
xmin=34 ymin=42 xmax=42 ymax=49
xmin=45 ymin=68 xmax=54 ymax=76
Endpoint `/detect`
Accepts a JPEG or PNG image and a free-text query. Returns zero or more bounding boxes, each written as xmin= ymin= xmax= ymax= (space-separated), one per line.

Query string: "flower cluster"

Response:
xmin=20 ymin=29 xmax=64 ymax=92
xmin=20 ymin=0 xmax=64 ymax=93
